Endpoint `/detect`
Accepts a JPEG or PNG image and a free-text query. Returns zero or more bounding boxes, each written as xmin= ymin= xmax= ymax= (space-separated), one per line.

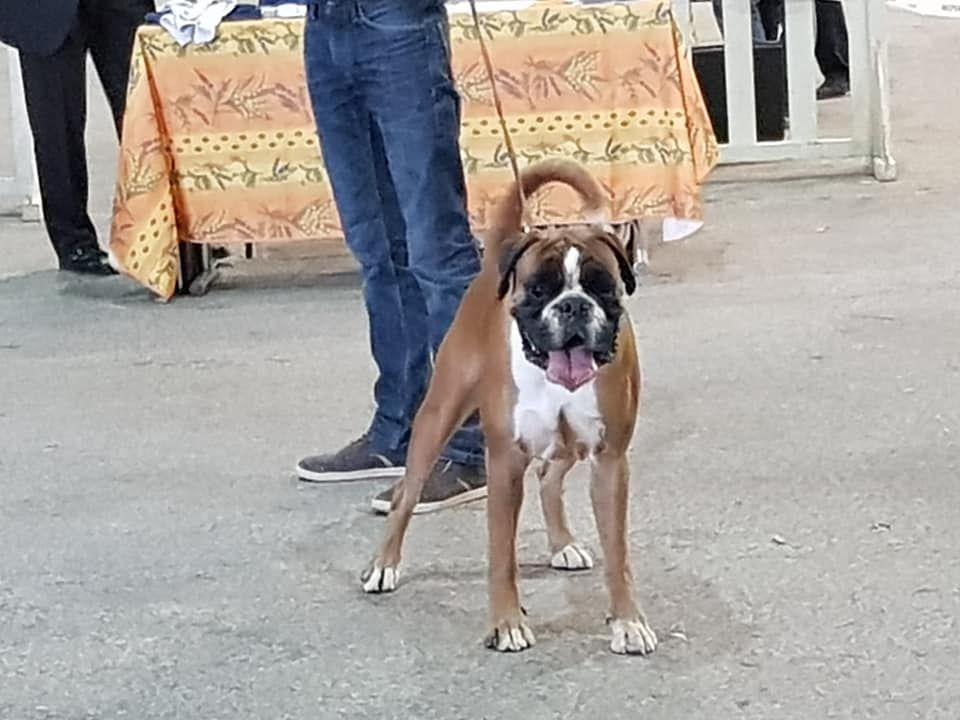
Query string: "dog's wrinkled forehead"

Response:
xmin=510 ymin=227 xmax=629 ymax=295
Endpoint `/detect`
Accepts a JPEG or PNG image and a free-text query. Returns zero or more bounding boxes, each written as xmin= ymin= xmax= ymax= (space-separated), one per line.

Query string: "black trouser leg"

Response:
xmin=19 ymin=0 xmax=148 ymax=263
xmin=18 ymin=33 xmax=98 ymax=262
xmin=711 ymin=0 xmax=769 ymax=42
xmin=815 ymin=0 xmax=849 ymax=83
xmin=757 ymin=0 xmax=783 ymax=41
xmin=86 ymin=0 xmax=151 ymax=135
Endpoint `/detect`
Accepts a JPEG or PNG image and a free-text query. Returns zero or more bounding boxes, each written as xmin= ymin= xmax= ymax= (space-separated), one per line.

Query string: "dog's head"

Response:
xmin=497 ymin=225 xmax=636 ymax=392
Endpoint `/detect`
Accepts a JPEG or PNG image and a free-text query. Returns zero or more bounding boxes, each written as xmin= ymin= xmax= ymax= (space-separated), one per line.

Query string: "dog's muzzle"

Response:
xmin=516 ymin=291 xmax=620 ymax=391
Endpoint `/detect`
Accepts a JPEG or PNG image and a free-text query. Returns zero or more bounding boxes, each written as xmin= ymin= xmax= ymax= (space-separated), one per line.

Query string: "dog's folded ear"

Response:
xmin=497 ymin=233 xmax=540 ymax=300
xmin=622 ymin=225 xmax=638 ymax=272
xmin=596 ymin=230 xmax=638 ymax=296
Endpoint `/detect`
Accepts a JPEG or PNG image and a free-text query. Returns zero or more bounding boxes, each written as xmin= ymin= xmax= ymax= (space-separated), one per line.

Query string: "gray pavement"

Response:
xmin=2 ymin=12 xmax=959 ymax=720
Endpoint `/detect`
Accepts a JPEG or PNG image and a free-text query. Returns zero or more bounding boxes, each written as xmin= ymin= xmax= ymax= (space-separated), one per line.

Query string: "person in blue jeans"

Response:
xmin=296 ymin=0 xmax=487 ymax=514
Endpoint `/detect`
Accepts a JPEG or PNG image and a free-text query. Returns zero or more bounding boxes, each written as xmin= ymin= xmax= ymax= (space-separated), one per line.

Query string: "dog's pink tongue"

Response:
xmin=546 ymin=348 xmax=597 ymax=391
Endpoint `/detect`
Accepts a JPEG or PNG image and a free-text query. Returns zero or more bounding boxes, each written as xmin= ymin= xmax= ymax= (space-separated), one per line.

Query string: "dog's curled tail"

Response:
xmin=483 ymin=159 xmax=608 ymax=256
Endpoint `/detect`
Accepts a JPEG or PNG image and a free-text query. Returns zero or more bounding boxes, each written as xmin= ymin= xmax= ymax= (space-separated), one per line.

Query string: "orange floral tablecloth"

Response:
xmin=109 ymin=1 xmax=717 ymax=299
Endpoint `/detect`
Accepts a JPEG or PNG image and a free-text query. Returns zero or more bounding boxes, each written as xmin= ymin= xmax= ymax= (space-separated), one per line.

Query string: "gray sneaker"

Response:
xmin=297 ymin=434 xmax=405 ymax=483
xmin=370 ymin=460 xmax=487 ymax=515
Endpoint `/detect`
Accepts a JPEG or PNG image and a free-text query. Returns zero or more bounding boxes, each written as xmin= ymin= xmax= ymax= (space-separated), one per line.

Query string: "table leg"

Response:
xmin=178 ymin=241 xmax=220 ymax=297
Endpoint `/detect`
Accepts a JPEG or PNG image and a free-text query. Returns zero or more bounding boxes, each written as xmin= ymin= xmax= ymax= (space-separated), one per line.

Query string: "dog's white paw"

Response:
xmin=550 ymin=543 xmax=594 ymax=571
xmin=485 ymin=619 xmax=536 ymax=653
xmin=361 ymin=562 xmax=399 ymax=594
xmin=609 ymin=617 xmax=658 ymax=655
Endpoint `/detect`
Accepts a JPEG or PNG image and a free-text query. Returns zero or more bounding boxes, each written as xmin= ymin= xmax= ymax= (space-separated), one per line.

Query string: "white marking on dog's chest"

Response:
xmin=509 ymin=322 xmax=604 ymax=458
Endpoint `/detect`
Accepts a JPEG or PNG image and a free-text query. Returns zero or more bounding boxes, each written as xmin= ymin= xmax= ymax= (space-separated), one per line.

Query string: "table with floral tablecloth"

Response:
xmin=109 ymin=1 xmax=717 ymax=299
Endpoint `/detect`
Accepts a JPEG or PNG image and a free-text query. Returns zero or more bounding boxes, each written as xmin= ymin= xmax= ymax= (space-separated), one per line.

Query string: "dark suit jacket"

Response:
xmin=0 ymin=0 xmax=80 ymax=56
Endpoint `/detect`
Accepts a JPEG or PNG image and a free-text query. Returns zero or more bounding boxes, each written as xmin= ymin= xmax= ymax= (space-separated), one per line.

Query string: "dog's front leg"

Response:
xmin=485 ymin=442 xmax=534 ymax=652
xmin=590 ymin=453 xmax=657 ymax=655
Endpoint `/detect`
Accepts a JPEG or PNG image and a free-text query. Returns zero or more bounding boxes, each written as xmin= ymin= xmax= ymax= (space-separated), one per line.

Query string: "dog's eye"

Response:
xmin=583 ymin=266 xmax=617 ymax=297
xmin=528 ymin=283 xmax=547 ymax=299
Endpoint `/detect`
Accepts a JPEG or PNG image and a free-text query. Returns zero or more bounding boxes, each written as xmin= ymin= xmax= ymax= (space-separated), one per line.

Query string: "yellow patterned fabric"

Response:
xmin=109 ymin=2 xmax=717 ymax=299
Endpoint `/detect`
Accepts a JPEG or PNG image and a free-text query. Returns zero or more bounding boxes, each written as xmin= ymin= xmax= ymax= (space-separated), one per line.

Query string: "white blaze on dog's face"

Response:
xmin=564 ymin=246 xmax=580 ymax=285
xmin=540 ymin=247 xmax=609 ymax=351
xmin=499 ymin=227 xmax=636 ymax=392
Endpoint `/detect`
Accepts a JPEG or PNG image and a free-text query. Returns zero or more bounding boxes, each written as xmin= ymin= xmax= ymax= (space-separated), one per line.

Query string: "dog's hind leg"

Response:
xmin=361 ymin=366 xmax=478 ymax=594
xmin=536 ymin=453 xmax=593 ymax=571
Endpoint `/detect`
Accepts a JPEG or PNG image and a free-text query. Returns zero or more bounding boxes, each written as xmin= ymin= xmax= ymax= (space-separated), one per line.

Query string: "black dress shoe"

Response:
xmin=816 ymin=77 xmax=850 ymax=101
xmin=59 ymin=246 xmax=117 ymax=276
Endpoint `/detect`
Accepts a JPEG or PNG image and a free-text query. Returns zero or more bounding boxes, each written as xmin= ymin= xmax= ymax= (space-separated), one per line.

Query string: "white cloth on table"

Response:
xmin=260 ymin=4 xmax=307 ymax=18
xmin=156 ymin=0 xmax=238 ymax=46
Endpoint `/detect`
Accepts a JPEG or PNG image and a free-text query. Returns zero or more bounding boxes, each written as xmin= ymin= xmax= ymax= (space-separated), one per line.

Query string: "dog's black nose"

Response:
xmin=557 ymin=296 xmax=592 ymax=318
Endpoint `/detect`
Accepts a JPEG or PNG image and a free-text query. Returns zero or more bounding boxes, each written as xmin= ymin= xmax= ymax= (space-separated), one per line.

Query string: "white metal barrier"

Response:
xmin=1 ymin=45 xmax=41 ymax=220
xmin=677 ymin=0 xmax=896 ymax=180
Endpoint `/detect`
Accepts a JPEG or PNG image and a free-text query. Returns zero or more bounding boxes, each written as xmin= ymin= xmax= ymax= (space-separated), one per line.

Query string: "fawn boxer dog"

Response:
xmin=360 ymin=159 xmax=657 ymax=655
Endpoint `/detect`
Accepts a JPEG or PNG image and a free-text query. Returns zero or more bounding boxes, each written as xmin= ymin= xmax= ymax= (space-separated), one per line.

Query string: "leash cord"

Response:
xmin=465 ymin=0 xmax=530 ymax=231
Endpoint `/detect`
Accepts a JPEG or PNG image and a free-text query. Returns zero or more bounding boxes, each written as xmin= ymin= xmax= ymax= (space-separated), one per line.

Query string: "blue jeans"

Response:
xmin=304 ymin=0 xmax=485 ymax=467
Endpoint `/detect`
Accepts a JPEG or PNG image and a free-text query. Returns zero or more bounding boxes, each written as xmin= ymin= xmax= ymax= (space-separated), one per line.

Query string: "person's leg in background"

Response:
xmin=297 ymin=0 xmax=486 ymax=512
xmin=299 ymin=3 xmax=485 ymax=514
xmin=357 ymin=0 xmax=486 ymax=513
xmin=87 ymin=0 xmax=154 ymax=134
xmin=369 ymin=119 xmax=432 ymax=446
xmin=756 ymin=0 xmax=783 ymax=41
xmin=18 ymin=23 xmax=111 ymax=274
xmin=711 ymin=0 xmax=769 ymax=42
xmin=754 ymin=0 xmax=787 ymax=126
xmin=17 ymin=0 xmax=149 ymax=275
xmin=815 ymin=0 xmax=850 ymax=99
xmin=299 ymin=8 xmax=418 ymax=483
